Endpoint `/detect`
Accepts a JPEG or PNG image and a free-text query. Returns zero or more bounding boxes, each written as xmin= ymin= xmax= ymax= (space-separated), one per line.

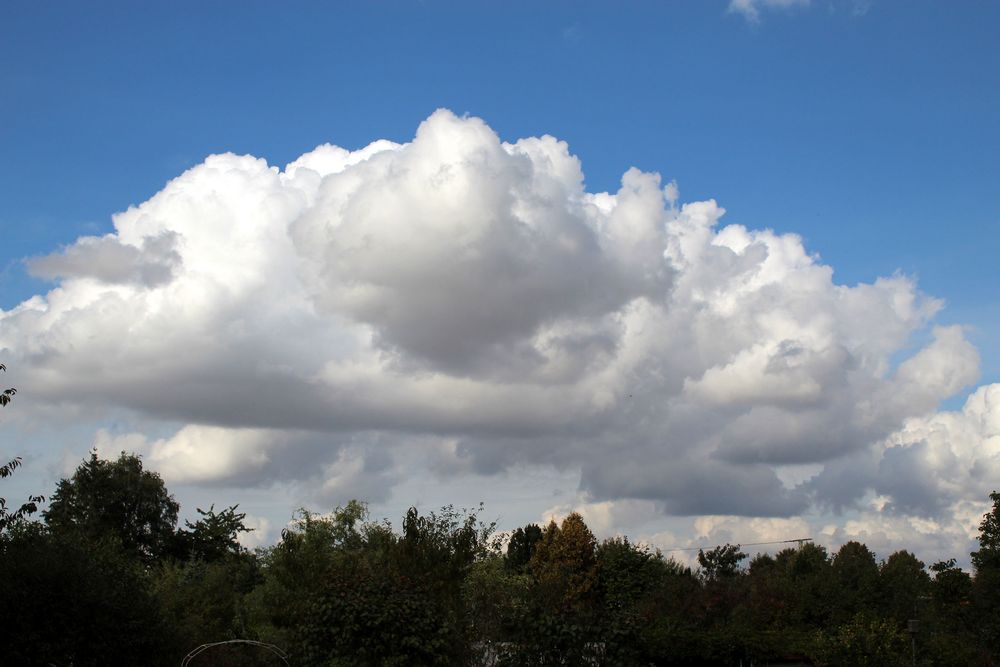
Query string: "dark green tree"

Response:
xmin=640 ymin=558 xmax=706 ymax=664
xmin=971 ymin=490 xmax=1000 ymax=662
xmin=530 ymin=513 xmax=599 ymax=603
xmin=741 ymin=553 xmax=800 ymax=661
xmin=174 ymin=503 xmax=252 ymax=562
xmin=505 ymin=522 xmax=543 ymax=572
xmin=0 ymin=522 xmax=175 ymax=665
xmin=829 ymin=541 xmax=880 ymax=625
xmin=813 ymin=612 xmax=908 ymax=667
xmin=300 ymin=504 xmax=494 ymax=666
xmin=697 ymin=544 xmax=755 ymax=664
xmin=43 ymin=449 xmax=180 ymax=565
xmin=972 ymin=491 xmax=1000 ymax=571
xmin=597 ymin=537 xmax=670 ymax=663
xmin=154 ymin=503 xmax=262 ymax=661
xmin=506 ymin=513 xmax=603 ymax=665
xmin=249 ymin=502 xmax=495 ymax=666
xmin=924 ymin=559 xmax=977 ymax=666
xmin=698 ymin=543 xmax=747 ymax=581
xmin=878 ymin=550 xmax=930 ymax=625
xmin=773 ymin=543 xmax=832 ymax=629
xmin=463 ymin=553 xmax=530 ymax=661
xmin=245 ymin=502 xmax=371 ymax=652
xmin=153 ymin=554 xmax=263 ymax=663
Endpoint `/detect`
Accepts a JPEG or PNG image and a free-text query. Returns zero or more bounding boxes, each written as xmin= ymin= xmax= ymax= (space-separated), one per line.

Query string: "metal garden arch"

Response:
xmin=181 ymin=639 xmax=289 ymax=666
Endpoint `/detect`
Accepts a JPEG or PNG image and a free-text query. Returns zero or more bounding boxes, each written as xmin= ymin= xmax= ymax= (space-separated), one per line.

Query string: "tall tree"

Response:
xmin=971 ymin=491 xmax=1000 ymax=661
xmin=44 ymin=449 xmax=179 ymax=565
xmin=505 ymin=523 xmax=543 ymax=572
xmin=971 ymin=490 xmax=1000 ymax=571
xmin=877 ymin=550 xmax=930 ymax=625
xmin=774 ymin=543 xmax=832 ymax=629
xmin=597 ymin=536 xmax=669 ymax=664
xmin=925 ymin=559 xmax=977 ymax=666
xmin=530 ymin=512 xmax=599 ymax=603
xmin=829 ymin=541 xmax=880 ymax=625
xmin=514 ymin=513 xmax=603 ymax=665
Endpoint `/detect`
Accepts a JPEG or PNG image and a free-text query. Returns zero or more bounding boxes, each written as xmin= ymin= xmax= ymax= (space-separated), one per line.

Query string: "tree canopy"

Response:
xmin=43 ymin=449 xmax=180 ymax=564
xmin=4 ymin=448 xmax=1000 ymax=666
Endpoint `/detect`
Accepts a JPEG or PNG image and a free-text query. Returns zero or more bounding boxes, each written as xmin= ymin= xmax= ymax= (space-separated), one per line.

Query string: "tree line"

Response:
xmin=1 ymin=366 xmax=999 ymax=666
xmin=2 ymin=449 xmax=999 ymax=666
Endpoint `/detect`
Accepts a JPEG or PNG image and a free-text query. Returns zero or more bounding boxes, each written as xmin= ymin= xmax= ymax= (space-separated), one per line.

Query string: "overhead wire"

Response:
xmin=658 ymin=537 xmax=813 ymax=553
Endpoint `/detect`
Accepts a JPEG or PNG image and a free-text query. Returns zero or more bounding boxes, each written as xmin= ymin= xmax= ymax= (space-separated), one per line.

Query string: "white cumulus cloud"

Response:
xmin=0 ymin=109 xmax=990 ymax=560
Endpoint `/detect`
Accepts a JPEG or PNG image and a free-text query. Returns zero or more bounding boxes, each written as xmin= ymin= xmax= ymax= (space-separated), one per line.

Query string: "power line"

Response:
xmin=659 ymin=537 xmax=812 ymax=553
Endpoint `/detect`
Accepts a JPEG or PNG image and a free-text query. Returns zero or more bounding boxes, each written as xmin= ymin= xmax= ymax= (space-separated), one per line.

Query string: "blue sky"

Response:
xmin=4 ymin=2 xmax=997 ymax=308
xmin=1 ymin=1 xmax=998 ymax=560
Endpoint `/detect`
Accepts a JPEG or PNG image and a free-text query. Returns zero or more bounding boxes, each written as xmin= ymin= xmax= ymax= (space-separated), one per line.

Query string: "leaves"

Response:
xmin=0 ymin=367 xmax=45 ymax=534
xmin=175 ymin=504 xmax=252 ymax=562
xmin=0 ymin=362 xmax=14 ymax=407
xmin=6 ymin=430 xmax=1000 ymax=667
xmin=698 ymin=543 xmax=747 ymax=581
xmin=43 ymin=449 xmax=180 ymax=565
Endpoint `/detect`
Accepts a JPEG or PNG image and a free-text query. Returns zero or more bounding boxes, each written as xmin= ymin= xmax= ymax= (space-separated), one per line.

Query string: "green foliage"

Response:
xmin=636 ymin=558 xmax=706 ymax=664
xmin=505 ymin=522 xmax=543 ymax=572
xmin=596 ymin=536 xmax=670 ymax=663
xmin=878 ymin=550 xmax=930 ymax=624
xmin=244 ymin=503 xmax=373 ymax=652
xmin=400 ymin=503 xmax=494 ymax=582
xmin=175 ymin=503 xmax=252 ymax=562
xmin=775 ymin=542 xmax=833 ymax=628
xmin=0 ymin=456 xmax=44 ymax=533
xmin=971 ymin=490 xmax=1000 ymax=662
xmin=303 ymin=560 xmax=462 ymax=666
xmin=44 ymin=449 xmax=180 ymax=565
xmin=698 ymin=543 xmax=747 ymax=581
xmin=0 ymin=523 xmax=175 ymax=666
xmin=597 ymin=536 xmax=662 ymax=612
xmin=829 ymin=541 xmax=880 ymax=625
xmin=0 ymin=362 xmax=15 ymax=407
xmin=249 ymin=502 xmax=495 ymax=666
xmin=463 ymin=554 xmax=532 ymax=655
xmin=499 ymin=513 xmax=604 ymax=665
xmin=971 ymin=490 xmax=1000 ymax=572
xmin=153 ymin=554 xmax=263 ymax=663
xmin=0 ymin=366 xmax=44 ymax=534
xmin=812 ymin=612 xmax=908 ymax=667
xmin=530 ymin=513 xmax=599 ymax=604
xmin=8 ymin=446 xmax=1000 ymax=667
xmin=921 ymin=559 xmax=978 ymax=666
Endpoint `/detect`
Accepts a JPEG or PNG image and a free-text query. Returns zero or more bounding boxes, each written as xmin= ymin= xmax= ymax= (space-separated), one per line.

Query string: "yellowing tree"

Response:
xmin=530 ymin=512 xmax=599 ymax=604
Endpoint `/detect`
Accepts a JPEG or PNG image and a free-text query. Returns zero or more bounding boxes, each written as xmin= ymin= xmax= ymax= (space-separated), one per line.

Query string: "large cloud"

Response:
xmin=0 ymin=109 xmax=986 ymax=527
